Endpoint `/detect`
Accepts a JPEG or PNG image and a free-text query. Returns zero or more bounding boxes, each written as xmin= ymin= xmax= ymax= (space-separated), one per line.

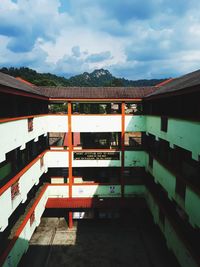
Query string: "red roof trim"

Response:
xmin=155 ymin=78 xmax=174 ymax=87
xmin=16 ymin=77 xmax=35 ymax=87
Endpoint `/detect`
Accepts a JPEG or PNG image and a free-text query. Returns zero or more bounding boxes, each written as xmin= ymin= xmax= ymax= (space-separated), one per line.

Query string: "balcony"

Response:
xmin=145 ymin=115 xmax=200 ymax=160
xmin=0 ymin=115 xmax=68 ymax=163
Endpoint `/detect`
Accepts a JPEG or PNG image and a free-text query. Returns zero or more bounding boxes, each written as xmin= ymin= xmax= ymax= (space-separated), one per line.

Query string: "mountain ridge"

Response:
xmin=0 ymin=67 xmax=166 ymax=87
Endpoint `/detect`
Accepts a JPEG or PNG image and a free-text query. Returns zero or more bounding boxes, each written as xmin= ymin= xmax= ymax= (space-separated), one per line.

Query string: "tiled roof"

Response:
xmin=0 ymin=72 xmax=45 ymax=97
xmin=147 ymin=69 xmax=200 ymax=98
xmin=36 ymin=86 xmax=157 ymax=99
xmin=1 ymin=68 xmax=200 ymax=100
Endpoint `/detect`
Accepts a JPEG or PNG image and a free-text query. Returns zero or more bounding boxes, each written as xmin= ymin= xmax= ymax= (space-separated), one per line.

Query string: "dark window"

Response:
xmin=161 ymin=116 xmax=168 ymax=132
xmin=175 ymin=178 xmax=186 ymax=200
xmin=159 ymin=208 xmax=165 ymax=225
xmin=28 ymin=118 xmax=33 ymax=132
xmin=40 ymin=157 xmax=44 ymax=169
xmin=30 ymin=211 xmax=35 ymax=226
xmin=11 ymin=181 xmax=20 ymax=200
xmin=149 ymin=155 xmax=153 ymax=168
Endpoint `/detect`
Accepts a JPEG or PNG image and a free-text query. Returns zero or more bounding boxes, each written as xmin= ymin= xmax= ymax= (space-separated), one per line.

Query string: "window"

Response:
xmin=40 ymin=157 xmax=44 ymax=169
xmin=28 ymin=118 xmax=33 ymax=132
xmin=124 ymin=132 xmax=142 ymax=149
xmin=30 ymin=211 xmax=35 ymax=226
xmin=149 ymin=155 xmax=153 ymax=168
xmin=161 ymin=116 xmax=168 ymax=132
xmin=159 ymin=208 xmax=165 ymax=226
xmin=175 ymin=178 xmax=186 ymax=200
xmin=125 ymin=103 xmax=143 ymax=114
xmin=11 ymin=181 xmax=20 ymax=200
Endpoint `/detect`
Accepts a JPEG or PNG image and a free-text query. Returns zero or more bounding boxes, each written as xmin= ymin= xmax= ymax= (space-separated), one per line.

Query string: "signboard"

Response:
xmin=74 ymin=152 xmax=120 ymax=160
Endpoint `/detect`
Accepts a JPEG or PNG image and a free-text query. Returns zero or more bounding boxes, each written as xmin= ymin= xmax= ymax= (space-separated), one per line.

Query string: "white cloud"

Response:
xmin=0 ymin=0 xmax=200 ymax=79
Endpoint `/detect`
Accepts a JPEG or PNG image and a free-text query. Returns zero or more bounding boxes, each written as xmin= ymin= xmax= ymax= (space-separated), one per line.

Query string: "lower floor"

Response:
xmin=19 ymin=209 xmax=180 ymax=267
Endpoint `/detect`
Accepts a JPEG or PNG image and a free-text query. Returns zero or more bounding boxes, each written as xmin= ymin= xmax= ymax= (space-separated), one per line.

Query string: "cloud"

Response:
xmin=0 ymin=0 xmax=200 ymax=79
xmin=72 ymin=46 xmax=81 ymax=57
xmin=0 ymin=36 xmax=50 ymax=69
xmin=86 ymin=51 xmax=112 ymax=63
xmin=0 ymin=0 xmax=70 ymax=52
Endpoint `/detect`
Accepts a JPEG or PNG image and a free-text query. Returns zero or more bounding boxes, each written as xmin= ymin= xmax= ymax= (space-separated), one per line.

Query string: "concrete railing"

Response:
xmin=0 ymin=149 xmax=147 ymax=232
xmin=146 ymin=191 xmax=199 ymax=267
xmin=0 ymin=114 xmax=146 ymax=163
xmin=0 ymin=115 xmax=68 ymax=163
xmin=0 ymin=183 xmax=198 ymax=267
xmin=145 ymin=116 xmax=200 ymax=160
xmin=0 ymin=152 xmax=47 ymax=232
xmin=146 ymin=155 xmax=200 ymax=228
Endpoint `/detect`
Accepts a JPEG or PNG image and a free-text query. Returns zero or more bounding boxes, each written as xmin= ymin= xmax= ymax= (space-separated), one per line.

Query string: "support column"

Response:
xmin=68 ymin=211 xmax=73 ymax=228
xmin=68 ymin=102 xmax=73 ymax=228
xmin=68 ymin=101 xmax=73 ymax=198
xmin=121 ymin=101 xmax=125 ymax=198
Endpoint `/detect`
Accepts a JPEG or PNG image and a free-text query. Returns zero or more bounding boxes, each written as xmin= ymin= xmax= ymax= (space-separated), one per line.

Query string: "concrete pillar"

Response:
xmin=69 ymin=212 xmax=73 ymax=228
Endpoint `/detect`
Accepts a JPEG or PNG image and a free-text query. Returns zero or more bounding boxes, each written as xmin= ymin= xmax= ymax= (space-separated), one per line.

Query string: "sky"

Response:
xmin=0 ymin=0 xmax=200 ymax=79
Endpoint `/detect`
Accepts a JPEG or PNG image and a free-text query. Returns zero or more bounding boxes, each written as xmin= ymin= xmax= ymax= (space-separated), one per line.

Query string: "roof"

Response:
xmin=155 ymin=78 xmax=174 ymax=87
xmin=16 ymin=77 xmax=36 ymax=87
xmin=0 ymin=72 xmax=46 ymax=97
xmin=1 ymin=68 xmax=200 ymax=100
xmin=36 ymin=86 xmax=157 ymax=99
xmin=147 ymin=69 xmax=200 ymax=98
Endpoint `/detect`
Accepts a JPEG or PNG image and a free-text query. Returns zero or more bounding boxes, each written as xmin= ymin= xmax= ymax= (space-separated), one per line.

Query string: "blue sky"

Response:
xmin=0 ymin=0 xmax=200 ymax=79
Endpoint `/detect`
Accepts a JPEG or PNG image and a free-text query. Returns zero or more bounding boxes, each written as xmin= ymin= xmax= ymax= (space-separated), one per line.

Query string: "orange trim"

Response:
xmin=72 ymin=148 xmax=120 ymax=152
xmin=155 ymin=78 xmax=174 ymax=87
xmin=46 ymin=197 xmax=143 ymax=209
xmin=49 ymin=147 xmax=129 ymax=152
xmin=16 ymin=77 xmax=35 ymax=87
xmin=121 ymin=102 xmax=125 ymax=198
xmin=68 ymin=102 xmax=73 ymax=198
xmin=0 ymin=184 xmax=48 ymax=266
xmin=0 ymin=114 xmax=49 ymax=123
xmin=72 ymin=183 xmax=121 ymax=186
xmin=72 ymin=114 xmax=121 ymax=116
xmin=49 ymin=98 xmax=142 ymax=102
xmin=0 ymin=150 xmax=47 ymax=196
xmin=48 ymin=183 xmax=69 ymax=186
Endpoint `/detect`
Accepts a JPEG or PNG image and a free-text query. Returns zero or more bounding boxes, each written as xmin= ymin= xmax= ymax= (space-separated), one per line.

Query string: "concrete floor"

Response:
xmin=19 ymin=211 xmax=180 ymax=267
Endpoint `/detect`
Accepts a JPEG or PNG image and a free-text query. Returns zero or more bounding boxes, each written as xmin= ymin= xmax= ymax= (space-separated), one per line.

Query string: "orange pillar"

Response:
xmin=68 ymin=102 xmax=73 ymax=197
xmin=69 ymin=211 xmax=73 ymax=228
xmin=68 ymin=102 xmax=73 ymax=228
xmin=121 ymin=101 xmax=125 ymax=198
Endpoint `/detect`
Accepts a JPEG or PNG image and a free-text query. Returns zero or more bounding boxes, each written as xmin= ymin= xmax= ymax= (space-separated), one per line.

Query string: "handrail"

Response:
xmin=0 ymin=184 xmax=48 ymax=266
xmin=0 ymin=150 xmax=47 ymax=196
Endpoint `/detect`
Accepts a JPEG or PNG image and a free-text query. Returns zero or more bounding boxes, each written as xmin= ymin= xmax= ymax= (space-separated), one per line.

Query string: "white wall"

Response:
xmin=0 ymin=115 xmax=68 ymax=163
xmin=72 ymin=185 xmax=121 ymax=197
xmin=125 ymin=115 xmax=146 ymax=132
xmin=0 ymin=157 xmax=46 ymax=232
xmin=72 ymin=115 xmax=121 ymax=132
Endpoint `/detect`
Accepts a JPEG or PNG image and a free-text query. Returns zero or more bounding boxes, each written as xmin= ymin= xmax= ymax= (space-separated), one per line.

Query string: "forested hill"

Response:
xmin=0 ymin=67 xmax=166 ymax=87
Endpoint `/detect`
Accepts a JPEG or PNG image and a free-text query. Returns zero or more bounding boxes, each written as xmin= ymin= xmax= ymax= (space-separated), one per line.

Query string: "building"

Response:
xmin=0 ymin=70 xmax=199 ymax=267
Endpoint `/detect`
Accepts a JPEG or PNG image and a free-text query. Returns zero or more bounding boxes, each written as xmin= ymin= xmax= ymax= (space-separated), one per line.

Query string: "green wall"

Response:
xmin=145 ymin=116 xmax=200 ymax=160
xmin=146 ymin=191 xmax=199 ymax=267
xmin=0 ymin=162 xmax=12 ymax=181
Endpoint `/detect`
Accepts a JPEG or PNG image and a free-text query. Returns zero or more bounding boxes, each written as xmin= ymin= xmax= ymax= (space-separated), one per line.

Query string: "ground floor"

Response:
xmin=19 ymin=209 xmax=180 ymax=267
